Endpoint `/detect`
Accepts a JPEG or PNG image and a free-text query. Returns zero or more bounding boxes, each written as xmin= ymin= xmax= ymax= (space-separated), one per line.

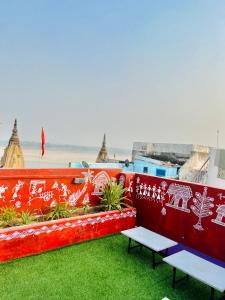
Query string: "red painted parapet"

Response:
xmin=0 ymin=168 xmax=122 ymax=212
xmin=0 ymin=207 xmax=136 ymax=262
xmin=127 ymin=173 xmax=225 ymax=262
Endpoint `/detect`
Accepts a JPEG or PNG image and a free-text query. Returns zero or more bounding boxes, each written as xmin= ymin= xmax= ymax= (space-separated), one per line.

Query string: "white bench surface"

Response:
xmin=121 ymin=226 xmax=178 ymax=252
xmin=163 ymin=250 xmax=225 ymax=292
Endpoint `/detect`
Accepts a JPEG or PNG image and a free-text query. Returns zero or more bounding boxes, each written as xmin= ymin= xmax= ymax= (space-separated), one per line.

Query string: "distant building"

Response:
xmin=96 ymin=134 xmax=109 ymax=163
xmin=71 ymin=140 xmax=225 ymax=185
xmin=69 ymin=161 xmax=133 ymax=172
xmin=69 ymin=156 xmax=179 ymax=179
xmin=132 ymin=142 xmax=194 ymax=163
xmin=132 ymin=142 xmax=210 ymax=183
xmin=71 ymin=142 xmax=194 ymax=179
xmin=133 ymin=155 xmax=179 ymax=178
xmin=1 ymin=119 xmax=25 ymax=168
xmin=207 ymin=148 xmax=225 ymax=188
xmin=178 ymin=145 xmax=210 ymax=184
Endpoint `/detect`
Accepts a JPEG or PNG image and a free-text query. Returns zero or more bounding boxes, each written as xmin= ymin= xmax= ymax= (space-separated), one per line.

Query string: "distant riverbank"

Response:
xmin=0 ymin=142 xmax=131 ymax=168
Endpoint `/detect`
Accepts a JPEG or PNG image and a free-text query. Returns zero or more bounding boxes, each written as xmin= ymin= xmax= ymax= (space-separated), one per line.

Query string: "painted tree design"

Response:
xmin=191 ymin=187 xmax=214 ymax=231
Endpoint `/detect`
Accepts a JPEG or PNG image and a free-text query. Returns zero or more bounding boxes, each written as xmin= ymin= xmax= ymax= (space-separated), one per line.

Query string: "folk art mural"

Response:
xmin=134 ymin=175 xmax=225 ymax=230
xmin=127 ymin=173 xmax=225 ymax=262
xmin=0 ymin=169 xmax=136 ymax=263
xmin=1 ymin=168 xmax=225 ymax=262
xmin=0 ymin=209 xmax=136 ymax=242
xmin=0 ymin=169 xmax=120 ymax=212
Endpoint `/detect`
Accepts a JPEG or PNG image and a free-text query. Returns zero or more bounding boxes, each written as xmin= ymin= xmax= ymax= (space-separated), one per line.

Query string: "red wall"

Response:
xmin=0 ymin=168 xmax=122 ymax=212
xmin=2 ymin=168 xmax=225 ymax=263
xmin=0 ymin=208 xmax=136 ymax=262
xmin=124 ymin=173 xmax=225 ymax=262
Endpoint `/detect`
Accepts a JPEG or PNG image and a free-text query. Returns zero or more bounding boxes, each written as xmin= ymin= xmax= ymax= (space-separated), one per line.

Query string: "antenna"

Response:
xmin=217 ymin=129 xmax=219 ymax=149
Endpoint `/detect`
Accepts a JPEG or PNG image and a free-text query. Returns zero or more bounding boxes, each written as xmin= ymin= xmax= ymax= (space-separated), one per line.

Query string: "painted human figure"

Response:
xmin=31 ymin=184 xmax=37 ymax=195
xmin=143 ymin=184 xmax=147 ymax=196
xmin=160 ymin=181 xmax=168 ymax=201
xmin=127 ymin=180 xmax=133 ymax=193
xmin=12 ymin=181 xmax=24 ymax=201
xmin=61 ymin=183 xmax=70 ymax=198
xmin=136 ymin=184 xmax=139 ymax=194
xmin=52 ymin=181 xmax=59 ymax=190
xmin=152 ymin=185 xmax=157 ymax=200
xmin=157 ymin=186 xmax=161 ymax=201
xmin=0 ymin=185 xmax=8 ymax=202
xmin=147 ymin=185 xmax=151 ymax=197
xmin=139 ymin=183 xmax=143 ymax=195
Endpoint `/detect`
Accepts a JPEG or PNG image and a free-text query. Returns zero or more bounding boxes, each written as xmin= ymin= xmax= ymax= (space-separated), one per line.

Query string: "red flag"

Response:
xmin=41 ymin=127 xmax=45 ymax=157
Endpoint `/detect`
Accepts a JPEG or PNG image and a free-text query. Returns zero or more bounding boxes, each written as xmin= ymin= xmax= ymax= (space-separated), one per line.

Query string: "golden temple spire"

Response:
xmin=96 ymin=133 xmax=109 ymax=163
xmin=9 ymin=119 xmax=20 ymax=145
xmin=1 ymin=119 xmax=25 ymax=168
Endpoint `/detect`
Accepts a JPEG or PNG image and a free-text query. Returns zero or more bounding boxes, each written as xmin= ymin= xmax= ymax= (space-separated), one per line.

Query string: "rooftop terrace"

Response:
xmin=0 ymin=167 xmax=225 ymax=299
xmin=0 ymin=234 xmax=216 ymax=300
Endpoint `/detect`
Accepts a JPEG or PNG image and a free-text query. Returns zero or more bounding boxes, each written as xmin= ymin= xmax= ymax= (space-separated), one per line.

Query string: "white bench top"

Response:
xmin=121 ymin=226 xmax=178 ymax=252
xmin=163 ymin=250 xmax=225 ymax=292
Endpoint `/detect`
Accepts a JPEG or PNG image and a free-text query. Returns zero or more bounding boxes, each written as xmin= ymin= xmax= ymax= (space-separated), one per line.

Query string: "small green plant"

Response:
xmin=82 ymin=195 xmax=90 ymax=214
xmin=0 ymin=207 xmax=18 ymax=227
xmin=99 ymin=180 xmax=129 ymax=212
xmin=20 ymin=211 xmax=34 ymax=225
xmin=46 ymin=201 xmax=72 ymax=220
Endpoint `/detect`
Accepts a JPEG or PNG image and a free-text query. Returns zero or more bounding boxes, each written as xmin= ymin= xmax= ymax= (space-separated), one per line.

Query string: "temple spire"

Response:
xmin=96 ymin=134 xmax=109 ymax=163
xmin=9 ymin=119 xmax=20 ymax=145
xmin=1 ymin=119 xmax=24 ymax=168
xmin=102 ymin=133 xmax=106 ymax=148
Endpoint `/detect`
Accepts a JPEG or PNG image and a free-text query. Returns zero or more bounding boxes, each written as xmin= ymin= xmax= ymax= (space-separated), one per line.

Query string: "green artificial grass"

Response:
xmin=0 ymin=234 xmax=220 ymax=300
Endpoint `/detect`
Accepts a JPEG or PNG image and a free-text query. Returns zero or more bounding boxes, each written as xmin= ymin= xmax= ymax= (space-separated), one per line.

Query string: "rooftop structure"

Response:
xmin=207 ymin=148 xmax=225 ymax=188
xmin=132 ymin=142 xmax=194 ymax=162
xmin=132 ymin=142 xmax=211 ymax=184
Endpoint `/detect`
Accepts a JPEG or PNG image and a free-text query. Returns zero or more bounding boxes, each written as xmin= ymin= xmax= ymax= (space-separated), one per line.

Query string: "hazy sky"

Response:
xmin=0 ymin=1 xmax=225 ymax=149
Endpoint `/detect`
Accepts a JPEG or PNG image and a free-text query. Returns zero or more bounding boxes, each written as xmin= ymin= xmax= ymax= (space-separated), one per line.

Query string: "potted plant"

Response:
xmin=100 ymin=180 xmax=131 ymax=211
xmin=0 ymin=182 xmax=136 ymax=263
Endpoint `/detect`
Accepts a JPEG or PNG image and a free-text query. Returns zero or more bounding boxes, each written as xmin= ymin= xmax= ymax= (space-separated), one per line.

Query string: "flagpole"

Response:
xmin=41 ymin=127 xmax=45 ymax=164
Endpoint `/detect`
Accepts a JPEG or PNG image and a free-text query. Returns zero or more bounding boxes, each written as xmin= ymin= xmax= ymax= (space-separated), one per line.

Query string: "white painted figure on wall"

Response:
xmin=212 ymin=205 xmax=225 ymax=227
xmin=60 ymin=183 xmax=71 ymax=199
xmin=92 ymin=171 xmax=110 ymax=195
xmin=11 ymin=181 xmax=24 ymax=202
xmin=28 ymin=180 xmax=53 ymax=205
xmin=0 ymin=185 xmax=8 ymax=202
xmin=191 ymin=187 xmax=214 ymax=231
xmin=166 ymin=183 xmax=192 ymax=212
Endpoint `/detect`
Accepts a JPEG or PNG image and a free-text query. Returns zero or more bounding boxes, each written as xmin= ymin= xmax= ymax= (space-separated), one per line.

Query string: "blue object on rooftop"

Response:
xmin=69 ymin=156 xmax=179 ymax=178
